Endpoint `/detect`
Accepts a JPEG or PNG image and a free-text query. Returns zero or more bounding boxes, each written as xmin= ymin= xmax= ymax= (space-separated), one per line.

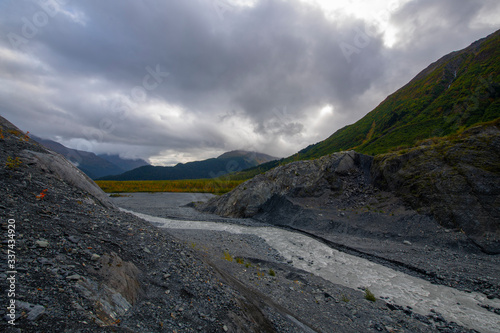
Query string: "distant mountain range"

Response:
xmin=98 ymin=150 xmax=278 ymax=181
xmin=233 ymin=29 xmax=500 ymax=179
xmin=31 ymin=136 xmax=150 ymax=179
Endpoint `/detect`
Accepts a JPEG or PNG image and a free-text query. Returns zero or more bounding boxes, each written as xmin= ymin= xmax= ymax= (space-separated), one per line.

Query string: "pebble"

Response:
xmin=66 ymin=274 xmax=82 ymax=281
xmin=36 ymin=240 xmax=49 ymax=248
xmin=68 ymin=236 xmax=80 ymax=243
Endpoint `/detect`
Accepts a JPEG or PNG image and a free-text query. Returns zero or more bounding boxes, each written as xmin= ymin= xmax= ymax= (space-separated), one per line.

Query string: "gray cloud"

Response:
xmin=0 ymin=0 xmax=498 ymax=164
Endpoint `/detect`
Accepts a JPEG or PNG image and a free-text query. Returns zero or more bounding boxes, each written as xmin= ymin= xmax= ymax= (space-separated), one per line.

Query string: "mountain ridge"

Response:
xmin=99 ymin=150 xmax=278 ymax=181
xmin=31 ymin=136 xmax=149 ymax=179
xmin=230 ymin=29 xmax=500 ymax=180
xmin=299 ymin=29 xmax=500 ymax=158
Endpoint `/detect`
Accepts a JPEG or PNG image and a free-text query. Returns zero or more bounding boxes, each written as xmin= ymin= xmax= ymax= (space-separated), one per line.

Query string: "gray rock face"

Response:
xmin=77 ymin=252 xmax=140 ymax=325
xmin=200 ymin=123 xmax=500 ymax=254
xmin=19 ymin=149 xmax=114 ymax=209
xmin=372 ymin=123 xmax=500 ymax=254
xmin=94 ymin=252 xmax=142 ymax=305
xmin=200 ymin=151 xmax=373 ymax=218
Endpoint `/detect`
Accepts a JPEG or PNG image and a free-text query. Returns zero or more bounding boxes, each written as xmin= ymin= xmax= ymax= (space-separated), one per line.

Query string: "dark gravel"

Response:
xmin=114 ymin=193 xmax=489 ymax=333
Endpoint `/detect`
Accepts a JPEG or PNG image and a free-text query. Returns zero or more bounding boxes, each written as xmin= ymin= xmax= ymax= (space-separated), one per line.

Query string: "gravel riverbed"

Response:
xmin=112 ymin=192 xmax=499 ymax=333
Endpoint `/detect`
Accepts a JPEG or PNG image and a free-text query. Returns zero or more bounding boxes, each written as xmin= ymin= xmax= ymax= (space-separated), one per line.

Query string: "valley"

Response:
xmin=0 ymin=24 xmax=498 ymax=333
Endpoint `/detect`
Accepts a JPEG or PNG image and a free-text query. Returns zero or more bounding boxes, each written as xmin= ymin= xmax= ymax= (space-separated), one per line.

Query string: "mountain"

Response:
xmin=31 ymin=136 xmax=149 ymax=179
xmin=232 ymin=29 xmax=500 ymax=180
xmin=297 ymin=29 xmax=500 ymax=158
xmin=98 ymin=150 xmax=277 ymax=181
xmin=98 ymin=153 xmax=150 ymax=172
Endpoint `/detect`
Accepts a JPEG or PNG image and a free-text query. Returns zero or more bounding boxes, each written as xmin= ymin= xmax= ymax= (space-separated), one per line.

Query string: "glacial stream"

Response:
xmin=128 ymin=210 xmax=500 ymax=333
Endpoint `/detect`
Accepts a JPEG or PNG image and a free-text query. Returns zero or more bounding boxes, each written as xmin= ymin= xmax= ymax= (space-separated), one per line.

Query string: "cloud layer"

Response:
xmin=1 ymin=0 xmax=498 ymax=164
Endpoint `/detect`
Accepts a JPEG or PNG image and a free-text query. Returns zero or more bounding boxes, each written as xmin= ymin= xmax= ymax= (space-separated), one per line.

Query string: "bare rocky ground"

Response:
xmin=115 ymin=193 xmax=492 ymax=333
xmin=253 ymin=187 xmax=500 ymax=300
xmin=0 ymin=117 xmax=284 ymax=332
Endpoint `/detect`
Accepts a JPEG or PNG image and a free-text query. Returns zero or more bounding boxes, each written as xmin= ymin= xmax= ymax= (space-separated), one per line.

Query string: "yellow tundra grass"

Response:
xmin=95 ymin=179 xmax=244 ymax=194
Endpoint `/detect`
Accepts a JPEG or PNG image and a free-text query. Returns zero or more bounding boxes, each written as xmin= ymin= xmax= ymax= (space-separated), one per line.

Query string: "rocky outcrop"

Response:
xmin=77 ymin=252 xmax=142 ymax=325
xmin=199 ymin=150 xmax=373 ymax=218
xmin=200 ymin=122 xmax=500 ymax=254
xmin=20 ymin=149 xmax=115 ymax=209
xmin=0 ymin=115 xmax=114 ymax=209
xmin=372 ymin=122 xmax=500 ymax=254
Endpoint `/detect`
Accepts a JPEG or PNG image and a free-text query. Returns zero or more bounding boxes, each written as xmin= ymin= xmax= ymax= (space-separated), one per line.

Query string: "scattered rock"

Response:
xmin=16 ymin=301 xmax=45 ymax=321
xmin=35 ymin=240 xmax=49 ymax=248
xmin=66 ymin=274 xmax=82 ymax=281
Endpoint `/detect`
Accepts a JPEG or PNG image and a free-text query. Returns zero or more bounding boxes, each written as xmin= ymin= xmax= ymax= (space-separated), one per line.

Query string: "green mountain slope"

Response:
xmin=230 ymin=29 xmax=500 ymax=181
xmin=98 ymin=150 xmax=277 ymax=181
xmin=298 ymin=29 xmax=500 ymax=159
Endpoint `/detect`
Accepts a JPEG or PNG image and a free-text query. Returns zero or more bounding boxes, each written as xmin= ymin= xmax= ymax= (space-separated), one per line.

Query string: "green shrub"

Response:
xmin=364 ymin=288 xmax=376 ymax=302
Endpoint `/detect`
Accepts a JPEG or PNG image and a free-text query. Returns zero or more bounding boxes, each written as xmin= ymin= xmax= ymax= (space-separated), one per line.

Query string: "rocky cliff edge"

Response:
xmin=199 ymin=121 xmax=500 ymax=254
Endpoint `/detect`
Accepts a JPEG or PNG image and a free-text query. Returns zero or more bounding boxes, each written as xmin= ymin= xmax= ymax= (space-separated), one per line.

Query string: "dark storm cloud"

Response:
xmin=0 ymin=0 xmax=498 ymax=163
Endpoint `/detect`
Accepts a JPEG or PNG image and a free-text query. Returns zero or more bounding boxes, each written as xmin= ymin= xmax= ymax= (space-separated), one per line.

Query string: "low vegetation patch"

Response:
xmin=5 ymin=156 xmax=22 ymax=169
xmin=364 ymin=288 xmax=376 ymax=302
xmin=235 ymin=257 xmax=245 ymax=264
xmin=96 ymin=179 xmax=244 ymax=194
xmin=223 ymin=251 xmax=233 ymax=262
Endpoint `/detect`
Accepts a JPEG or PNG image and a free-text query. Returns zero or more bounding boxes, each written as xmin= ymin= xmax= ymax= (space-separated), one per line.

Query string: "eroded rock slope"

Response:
xmin=372 ymin=122 xmax=500 ymax=254
xmin=200 ymin=122 xmax=500 ymax=254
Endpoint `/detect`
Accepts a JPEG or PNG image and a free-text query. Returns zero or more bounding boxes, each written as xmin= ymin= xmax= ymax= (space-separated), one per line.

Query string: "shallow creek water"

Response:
xmin=125 ymin=209 xmax=500 ymax=333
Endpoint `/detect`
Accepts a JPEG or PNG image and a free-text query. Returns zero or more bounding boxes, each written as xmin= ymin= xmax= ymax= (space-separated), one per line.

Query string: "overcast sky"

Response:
xmin=1 ymin=0 xmax=499 ymax=165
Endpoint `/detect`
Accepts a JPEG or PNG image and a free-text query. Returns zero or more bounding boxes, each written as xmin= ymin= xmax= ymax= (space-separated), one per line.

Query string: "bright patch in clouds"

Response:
xmin=301 ymin=0 xmax=411 ymax=46
xmin=319 ymin=104 xmax=333 ymax=117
